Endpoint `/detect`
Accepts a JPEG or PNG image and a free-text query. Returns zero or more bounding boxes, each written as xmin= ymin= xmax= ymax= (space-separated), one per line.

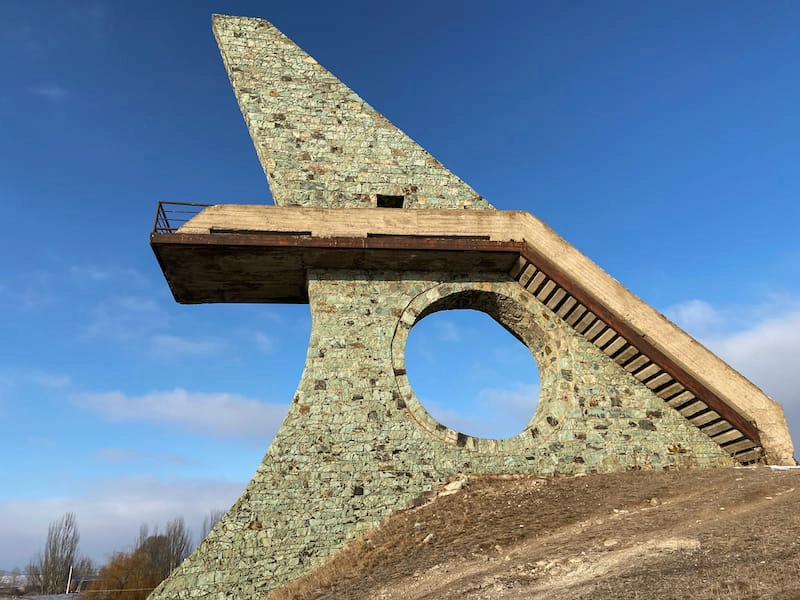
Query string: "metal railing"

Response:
xmin=152 ymin=201 xmax=211 ymax=234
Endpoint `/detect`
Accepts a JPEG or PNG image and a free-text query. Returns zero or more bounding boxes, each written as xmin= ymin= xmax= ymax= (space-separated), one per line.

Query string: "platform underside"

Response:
xmin=152 ymin=233 xmax=522 ymax=304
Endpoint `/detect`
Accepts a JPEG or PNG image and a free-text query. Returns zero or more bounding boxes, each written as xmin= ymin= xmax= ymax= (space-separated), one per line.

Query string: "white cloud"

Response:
xmin=148 ymin=334 xmax=224 ymax=359
xmin=72 ymin=388 xmax=289 ymax=439
xmin=68 ymin=265 xmax=149 ymax=286
xmin=28 ymin=83 xmax=68 ymax=100
xmin=418 ymin=382 xmax=539 ymax=440
xmin=158 ymin=453 xmax=199 ymax=467
xmin=667 ymin=298 xmax=800 ymax=455
xmin=86 ymin=295 xmax=166 ymax=342
xmin=419 ymin=398 xmax=486 ymax=436
xmin=0 ymin=368 xmax=73 ymax=400
xmin=30 ymin=371 xmax=72 ymax=389
xmin=68 ymin=265 xmax=112 ymax=281
xmin=664 ymin=299 xmax=724 ymax=337
xmin=478 ymin=382 xmax=539 ymax=426
xmin=704 ymin=309 xmax=800 ymax=418
xmin=0 ymin=476 xmax=243 ymax=569
xmin=433 ymin=319 xmax=461 ymax=342
xmin=13 ymin=270 xmax=57 ymax=311
xmin=256 ymin=309 xmax=287 ymax=325
xmin=92 ymin=448 xmax=199 ymax=467
xmin=253 ymin=331 xmax=275 ymax=353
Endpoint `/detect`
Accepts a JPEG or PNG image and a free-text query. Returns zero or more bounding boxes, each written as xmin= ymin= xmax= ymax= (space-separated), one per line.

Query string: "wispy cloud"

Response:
xmin=158 ymin=453 xmax=199 ymax=467
xmin=18 ymin=287 xmax=54 ymax=311
xmin=418 ymin=381 xmax=539 ymax=440
xmin=69 ymin=265 xmax=112 ymax=282
xmin=86 ymin=295 xmax=166 ymax=342
xmin=86 ymin=294 xmax=239 ymax=361
xmin=433 ymin=319 xmax=462 ymax=342
xmin=478 ymin=383 xmax=539 ymax=423
xmin=704 ymin=309 xmax=800 ymax=405
xmin=94 ymin=447 xmax=142 ymax=463
xmin=7 ymin=266 xmax=149 ymax=314
xmin=419 ymin=398 xmax=486 ymax=436
xmin=0 ymin=476 xmax=243 ymax=567
xmin=68 ymin=265 xmax=149 ymax=285
xmin=253 ymin=331 xmax=275 ymax=353
xmin=256 ymin=310 xmax=288 ymax=325
xmin=664 ymin=299 xmax=724 ymax=337
xmin=30 ymin=371 xmax=72 ymax=389
xmin=93 ymin=447 xmax=199 ymax=467
xmin=666 ymin=297 xmax=800 ymax=451
xmin=665 ymin=295 xmax=800 ymax=337
xmin=28 ymin=83 xmax=68 ymax=100
xmin=148 ymin=334 xmax=224 ymax=359
xmin=0 ymin=367 xmax=73 ymax=394
xmin=72 ymin=388 xmax=289 ymax=439
xmin=9 ymin=270 xmax=57 ymax=312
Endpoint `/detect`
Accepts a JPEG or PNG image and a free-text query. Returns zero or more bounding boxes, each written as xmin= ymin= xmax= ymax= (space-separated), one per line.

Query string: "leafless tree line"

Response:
xmin=25 ymin=512 xmax=93 ymax=595
xmin=23 ymin=509 xmax=226 ymax=596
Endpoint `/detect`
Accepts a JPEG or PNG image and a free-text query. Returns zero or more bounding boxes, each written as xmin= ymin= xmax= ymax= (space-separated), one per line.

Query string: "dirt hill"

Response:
xmin=269 ymin=467 xmax=800 ymax=600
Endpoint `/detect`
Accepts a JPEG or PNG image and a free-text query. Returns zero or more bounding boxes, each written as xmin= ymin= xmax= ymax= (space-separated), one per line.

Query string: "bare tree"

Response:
xmin=164 ymin=517 xmax=192 ymax=573
xmin=27 ymin=512 xmax=80 ymax=594
xmin=24 ymin=561 xmax=40 ymax=594
xmin=90 ymin=516 xmax=194 ymax=600
xmin=132 ymin=517 xmax=192 ymax=577
xmin=73 ymin=556 xmax=96 ymax=588
xmin=199 ymin=509 xmax=226 ymax=540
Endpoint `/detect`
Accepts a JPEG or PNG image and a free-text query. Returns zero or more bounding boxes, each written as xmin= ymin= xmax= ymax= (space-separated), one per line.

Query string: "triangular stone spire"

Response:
xmin=213 ymin=14 xmax=492 ymax=210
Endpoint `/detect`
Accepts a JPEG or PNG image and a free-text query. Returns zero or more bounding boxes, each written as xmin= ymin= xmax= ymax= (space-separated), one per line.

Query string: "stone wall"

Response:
xmin=148 ymin=271 xmax=731 ymax=599
xmin=212 ymin=15 xmax=492 ymax=210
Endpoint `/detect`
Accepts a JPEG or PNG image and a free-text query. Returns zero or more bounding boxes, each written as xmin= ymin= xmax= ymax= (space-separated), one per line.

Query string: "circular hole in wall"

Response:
xmin=404 ymin=308 xmax=540 ymax=439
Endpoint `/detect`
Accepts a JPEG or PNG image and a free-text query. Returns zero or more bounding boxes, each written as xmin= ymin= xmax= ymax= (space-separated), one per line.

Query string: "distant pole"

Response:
xmin=66 ymin=565 xmax=73 ymax=594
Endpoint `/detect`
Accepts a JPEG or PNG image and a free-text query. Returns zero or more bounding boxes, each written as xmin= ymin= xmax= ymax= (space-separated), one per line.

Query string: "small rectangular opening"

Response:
xmin=376 ymin=194 xmax=405 ymax=208
xmin=366 ymin=233 xmax=491 ymax=240
xmin=210 ymin=228 xmax=312 ymax=236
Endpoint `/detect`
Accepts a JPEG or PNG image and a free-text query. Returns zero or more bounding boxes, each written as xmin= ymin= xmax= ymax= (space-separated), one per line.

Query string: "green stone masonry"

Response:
xmin=148 ymin=273 xmax=731 ymax=599
xmin=213 ymin=15 xmax=492 ymax=210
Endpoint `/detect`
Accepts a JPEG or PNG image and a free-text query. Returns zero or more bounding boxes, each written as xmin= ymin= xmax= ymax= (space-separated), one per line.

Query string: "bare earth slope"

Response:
xmin=270 ymin=468 xmax=800 ymax=600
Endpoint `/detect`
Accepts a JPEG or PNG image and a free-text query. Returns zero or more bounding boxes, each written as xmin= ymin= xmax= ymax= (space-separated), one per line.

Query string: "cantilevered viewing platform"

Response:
xmin=150 ymin=202 xmax=524 ymax=304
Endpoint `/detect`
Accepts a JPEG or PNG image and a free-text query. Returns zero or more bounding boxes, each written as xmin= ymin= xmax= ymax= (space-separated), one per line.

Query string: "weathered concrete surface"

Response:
xmin=148 ymin=274 xmax=733 ymax=599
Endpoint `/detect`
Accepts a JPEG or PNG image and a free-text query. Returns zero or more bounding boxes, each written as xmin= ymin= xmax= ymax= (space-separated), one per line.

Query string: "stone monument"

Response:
xmin=148 ymin=15 xmax=794 ymax=599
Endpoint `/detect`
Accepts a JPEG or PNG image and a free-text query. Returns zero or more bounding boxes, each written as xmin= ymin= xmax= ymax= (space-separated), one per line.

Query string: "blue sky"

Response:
xmin=1 ymin=0 xmax=799 ymax=571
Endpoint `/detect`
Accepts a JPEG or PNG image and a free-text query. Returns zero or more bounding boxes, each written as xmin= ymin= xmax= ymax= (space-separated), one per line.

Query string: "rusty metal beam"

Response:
xmin=151 ymin=232 xmax=522 ymax=253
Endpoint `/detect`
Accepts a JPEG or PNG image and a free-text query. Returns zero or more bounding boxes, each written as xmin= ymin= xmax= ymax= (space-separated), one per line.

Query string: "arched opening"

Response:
xmin=404 ymin=308 xmax=540 ymax=439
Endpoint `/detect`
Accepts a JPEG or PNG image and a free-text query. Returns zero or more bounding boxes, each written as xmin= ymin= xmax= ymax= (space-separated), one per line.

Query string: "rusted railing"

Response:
xmin=152 ymin=201 xmax=211 ymax=234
